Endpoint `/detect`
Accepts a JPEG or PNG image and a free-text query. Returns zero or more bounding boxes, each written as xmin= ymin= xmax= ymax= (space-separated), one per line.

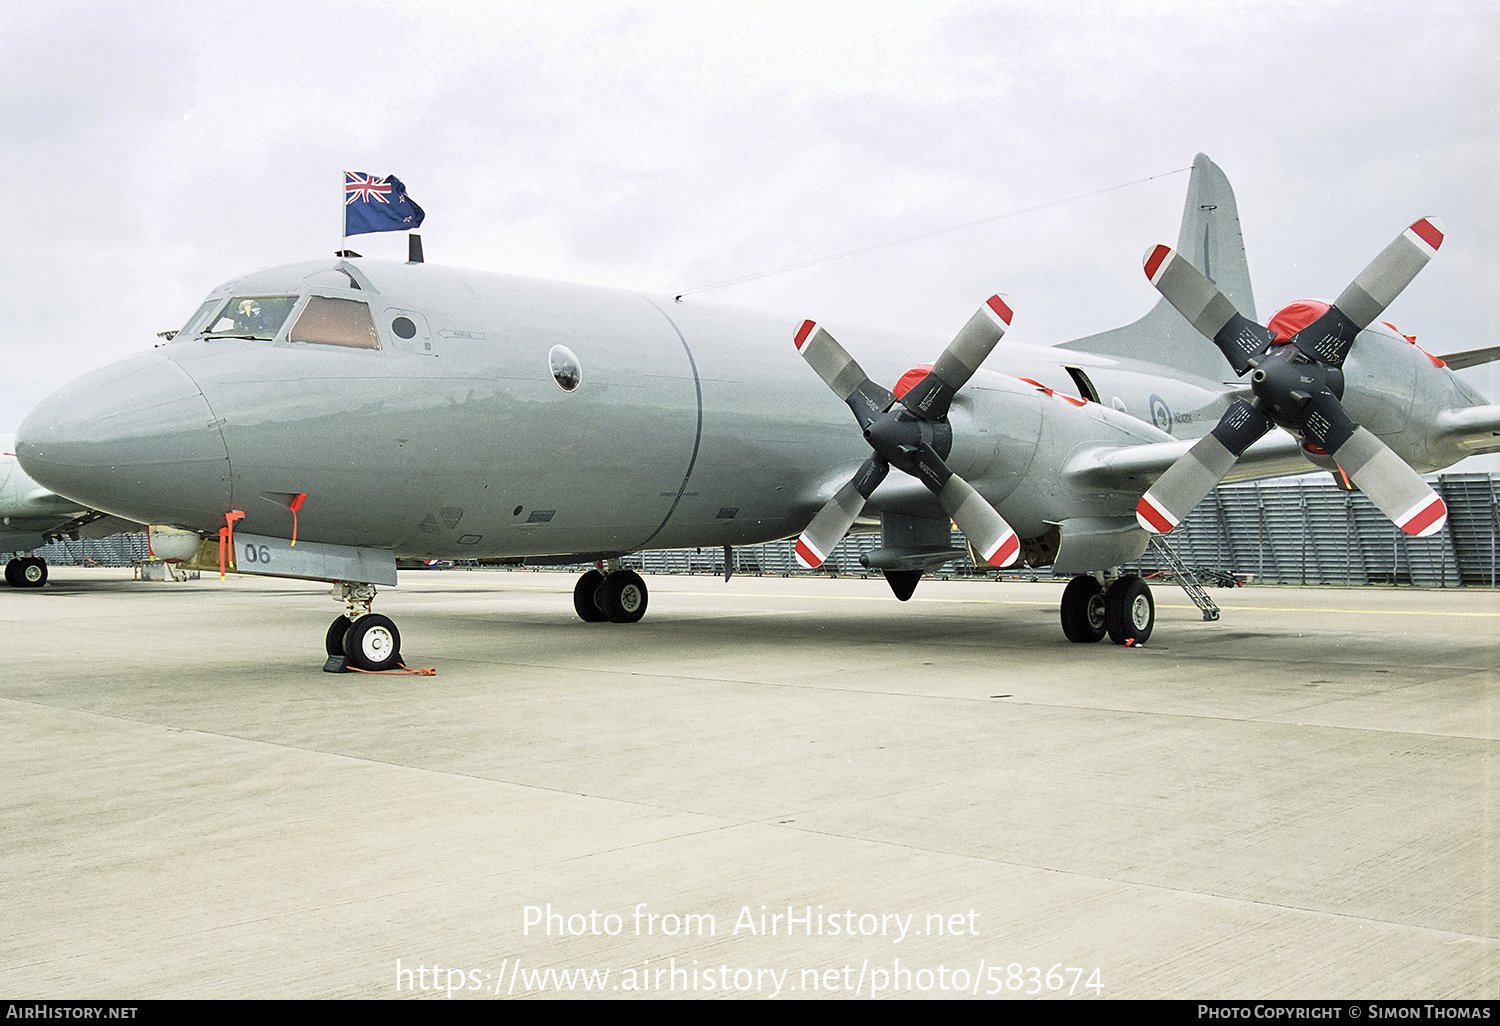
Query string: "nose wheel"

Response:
xmin=323 ymin=583 xmax=404 ymax=672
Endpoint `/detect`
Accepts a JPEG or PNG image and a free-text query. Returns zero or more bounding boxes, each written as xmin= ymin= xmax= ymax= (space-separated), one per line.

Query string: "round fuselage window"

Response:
xmin=549 ymin=344 xmax=582 ymax=391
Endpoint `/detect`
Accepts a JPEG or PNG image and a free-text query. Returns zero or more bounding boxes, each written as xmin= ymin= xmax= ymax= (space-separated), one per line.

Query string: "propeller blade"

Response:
xmin=1136 ymin=399 xmax=1272 ymax=533
xmin=1331 ymin=427 xmax=1448 ymax=537
xmin=899 ymin=295 xmax=1013 ymax=420
xmin=1144 ymin=244 xmax=1274 ymax=375
xmin=899 ymin=439 xmax=1018 ymax=566
xmin=1291 ymin=218 xmax=1445 ymax=368
xmin=793 ymin=457 xmax=889 ymax=569
xmin=938 ymin=473 xmax=1020 ymax=567
xmin=794 ymin=320 xmax=896 ymax=429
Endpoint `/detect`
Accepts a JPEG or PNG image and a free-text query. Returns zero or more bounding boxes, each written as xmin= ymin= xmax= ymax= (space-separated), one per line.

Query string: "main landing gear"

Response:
xmin=573 ymin=564 xmax=648 ymax=624
xmin=324 ymin=581 xmax=403 ymax=672
xmin=4 ymin=556 xmax=48 ymax=588
xmin=1060 ymin=574 xmax=1154 ymax=645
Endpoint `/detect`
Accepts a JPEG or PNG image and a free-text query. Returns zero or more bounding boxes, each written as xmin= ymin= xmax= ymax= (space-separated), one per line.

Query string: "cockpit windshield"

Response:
xmin=175 ymin=299 xmax=222 ymax=340
xmin=201 ymin=295 xmax=299 ymax=340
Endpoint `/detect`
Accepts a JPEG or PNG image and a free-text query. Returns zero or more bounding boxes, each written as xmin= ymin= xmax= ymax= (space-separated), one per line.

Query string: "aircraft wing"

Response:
xmin=2 ymin=443 xmax=141 ymax=552
xmin=1 ymin=464 xmax=83 ymax=522
xmin=1435 ymin=405 xmax=1500 ymax=455
xmin=1064 ymin=428 xmax=1314 ymax=493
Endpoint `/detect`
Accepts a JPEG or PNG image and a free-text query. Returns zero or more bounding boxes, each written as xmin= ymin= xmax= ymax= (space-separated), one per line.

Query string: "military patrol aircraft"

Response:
xmin=14 ymin=155 xmax=1500 ymax=670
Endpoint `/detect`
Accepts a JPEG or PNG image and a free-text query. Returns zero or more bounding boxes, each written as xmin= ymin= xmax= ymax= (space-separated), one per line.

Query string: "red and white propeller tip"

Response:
xmin=1406 ymin=217 xmax=1444 ymax=256
xmin=983 ymin=294 xmax=1013 ymax=327
xmin=794 ymin=536 xmax=826 ymax=569
xmin=1143 ymin=243 xmax=1173 ymax=284
xmin=1397 ymin=495 xmax=1447 ymax=538
xmin=794 ymin=319 xmax=817 ymax=351
xmin=977 ymin=531 xmax=1020 ymax=567
xmin=1135 ymin=494 xmax=1178 ymax=535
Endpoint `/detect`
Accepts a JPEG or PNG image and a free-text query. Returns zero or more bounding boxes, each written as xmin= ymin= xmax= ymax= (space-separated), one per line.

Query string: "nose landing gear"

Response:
xmin=324 ymin=581 xmax=403 ymax=672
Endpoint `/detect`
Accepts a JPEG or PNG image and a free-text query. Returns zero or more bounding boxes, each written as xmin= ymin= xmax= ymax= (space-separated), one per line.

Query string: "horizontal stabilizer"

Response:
xmin=1435 ymin=345 xmax=1500 ymax=370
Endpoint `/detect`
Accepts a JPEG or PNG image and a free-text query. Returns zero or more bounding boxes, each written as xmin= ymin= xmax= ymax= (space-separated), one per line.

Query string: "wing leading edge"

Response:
xmin=1063 ymin=429 xmax=1312 ymax=494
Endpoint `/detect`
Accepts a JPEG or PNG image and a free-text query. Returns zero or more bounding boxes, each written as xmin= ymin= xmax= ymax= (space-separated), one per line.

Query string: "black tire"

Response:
xmin=3 ymin=560 xmax=18 ymax=588
xmin=16 ymin=558 xmax=47 ymax=588
xmin=1060 ymin=575 xmax=1107 ymax=643
xmin=1105 ymin=576 xmax=1154 ymax=645
xmin=343 ymin=614 xmax=402 ymax=671
xmin=597 ymin=570 xmax=648 ymax=624
xmin=573 ymin=570 xmax=608 ymax=622
xmin=325 ymin=615 xmax=353 ymax=656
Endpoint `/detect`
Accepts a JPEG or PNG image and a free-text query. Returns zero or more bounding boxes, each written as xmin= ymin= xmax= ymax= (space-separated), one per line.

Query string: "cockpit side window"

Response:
xmin=288 ymin=296 xmax=380 ymax=350
xmin=177 ymin=299 xmax=224 ymax=340
xmin=203 ymin=295 xmax=299 ymax=340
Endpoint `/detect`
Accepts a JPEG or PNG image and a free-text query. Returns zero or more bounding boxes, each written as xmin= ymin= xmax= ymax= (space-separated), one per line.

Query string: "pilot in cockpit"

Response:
xmin=234 ymin=299 xmax=269 ymax=333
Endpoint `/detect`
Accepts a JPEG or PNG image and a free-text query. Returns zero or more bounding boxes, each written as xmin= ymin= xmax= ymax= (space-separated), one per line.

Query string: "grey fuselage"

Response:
xmin=12 ymin=258 xmax=1486 ymax=567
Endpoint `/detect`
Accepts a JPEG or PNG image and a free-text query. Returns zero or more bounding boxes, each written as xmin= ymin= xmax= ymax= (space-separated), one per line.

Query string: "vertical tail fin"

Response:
xmin=1059 ymin=154 xmax=1254 ymax=383
xmin=1175 ymin=153 xmax=1255 ymax=321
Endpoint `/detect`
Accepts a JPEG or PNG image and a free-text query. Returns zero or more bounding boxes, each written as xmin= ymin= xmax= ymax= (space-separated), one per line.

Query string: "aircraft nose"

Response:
xmin=15 ymin=351 xmax=231 ymax=529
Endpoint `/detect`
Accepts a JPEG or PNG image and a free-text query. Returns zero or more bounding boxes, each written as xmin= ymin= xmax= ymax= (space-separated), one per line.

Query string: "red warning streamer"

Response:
xmin=218 ymin=510 xmax=245 ymax=580
xmin=289 ymin=493 xmax=307 ymax=546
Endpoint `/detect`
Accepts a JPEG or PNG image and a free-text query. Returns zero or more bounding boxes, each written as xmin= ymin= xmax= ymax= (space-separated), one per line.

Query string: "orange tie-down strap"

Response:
xmin=346 ymin=662 xmax=437 ymax=676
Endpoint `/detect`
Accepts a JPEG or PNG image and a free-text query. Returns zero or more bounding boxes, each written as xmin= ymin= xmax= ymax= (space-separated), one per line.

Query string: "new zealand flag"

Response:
xmin=344 ymin=172 xmax=426 ymax=236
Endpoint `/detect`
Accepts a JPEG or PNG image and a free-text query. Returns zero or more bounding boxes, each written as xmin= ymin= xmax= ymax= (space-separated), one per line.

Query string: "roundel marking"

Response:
xmin=1149 ymin=394 xmax=1173 ymax=433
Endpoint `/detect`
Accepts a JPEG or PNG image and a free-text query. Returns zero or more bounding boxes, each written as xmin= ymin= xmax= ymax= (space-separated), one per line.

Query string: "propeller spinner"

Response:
xmin=1136 ymin=219 xmax=1448 ymax=539
xmin=793 ymin=296 xmax=1021 ymax=570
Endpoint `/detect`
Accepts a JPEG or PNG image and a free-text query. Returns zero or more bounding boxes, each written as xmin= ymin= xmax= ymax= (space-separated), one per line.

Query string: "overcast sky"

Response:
xmin=3 ymin=1 xmax=1496 ymax=463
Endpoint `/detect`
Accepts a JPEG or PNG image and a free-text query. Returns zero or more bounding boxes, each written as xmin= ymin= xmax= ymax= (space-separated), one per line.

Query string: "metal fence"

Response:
xmin=1124 ymin=472 xmax=1500 ymax=588
xmin=25 ymin=473 xmax=1500 ymax=588
xmin=30 ymin=533 xmax=151 ymax=566
xmin=633 ymin=472 xmax=1500 ymax=589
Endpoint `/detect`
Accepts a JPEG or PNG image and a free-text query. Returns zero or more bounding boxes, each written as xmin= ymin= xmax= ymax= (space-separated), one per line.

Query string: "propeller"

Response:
xmin=793 ymin=296 xmax=1021 ymax=569
xmin=1136 ymin=218 xmax=1448 ymax=539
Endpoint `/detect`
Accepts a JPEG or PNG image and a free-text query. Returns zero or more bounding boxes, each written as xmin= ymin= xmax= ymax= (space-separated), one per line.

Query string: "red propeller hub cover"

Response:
xmin=893 ymin=364 xmax=933 ymax=400
xmin=1267 ymin=300 xmax=1330 ymax=345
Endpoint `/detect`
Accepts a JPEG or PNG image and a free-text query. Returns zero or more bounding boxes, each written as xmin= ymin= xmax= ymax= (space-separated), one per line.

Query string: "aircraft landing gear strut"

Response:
xmin=324 ymin=581 xmax=403 ymax=673
xmin=1060 ymin=573 xmax=1154 ymax=646
xmin=4 ymin=556 xmax=48 ymax=588
xmin=573 ymin=561 xmax=648 ymax=624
